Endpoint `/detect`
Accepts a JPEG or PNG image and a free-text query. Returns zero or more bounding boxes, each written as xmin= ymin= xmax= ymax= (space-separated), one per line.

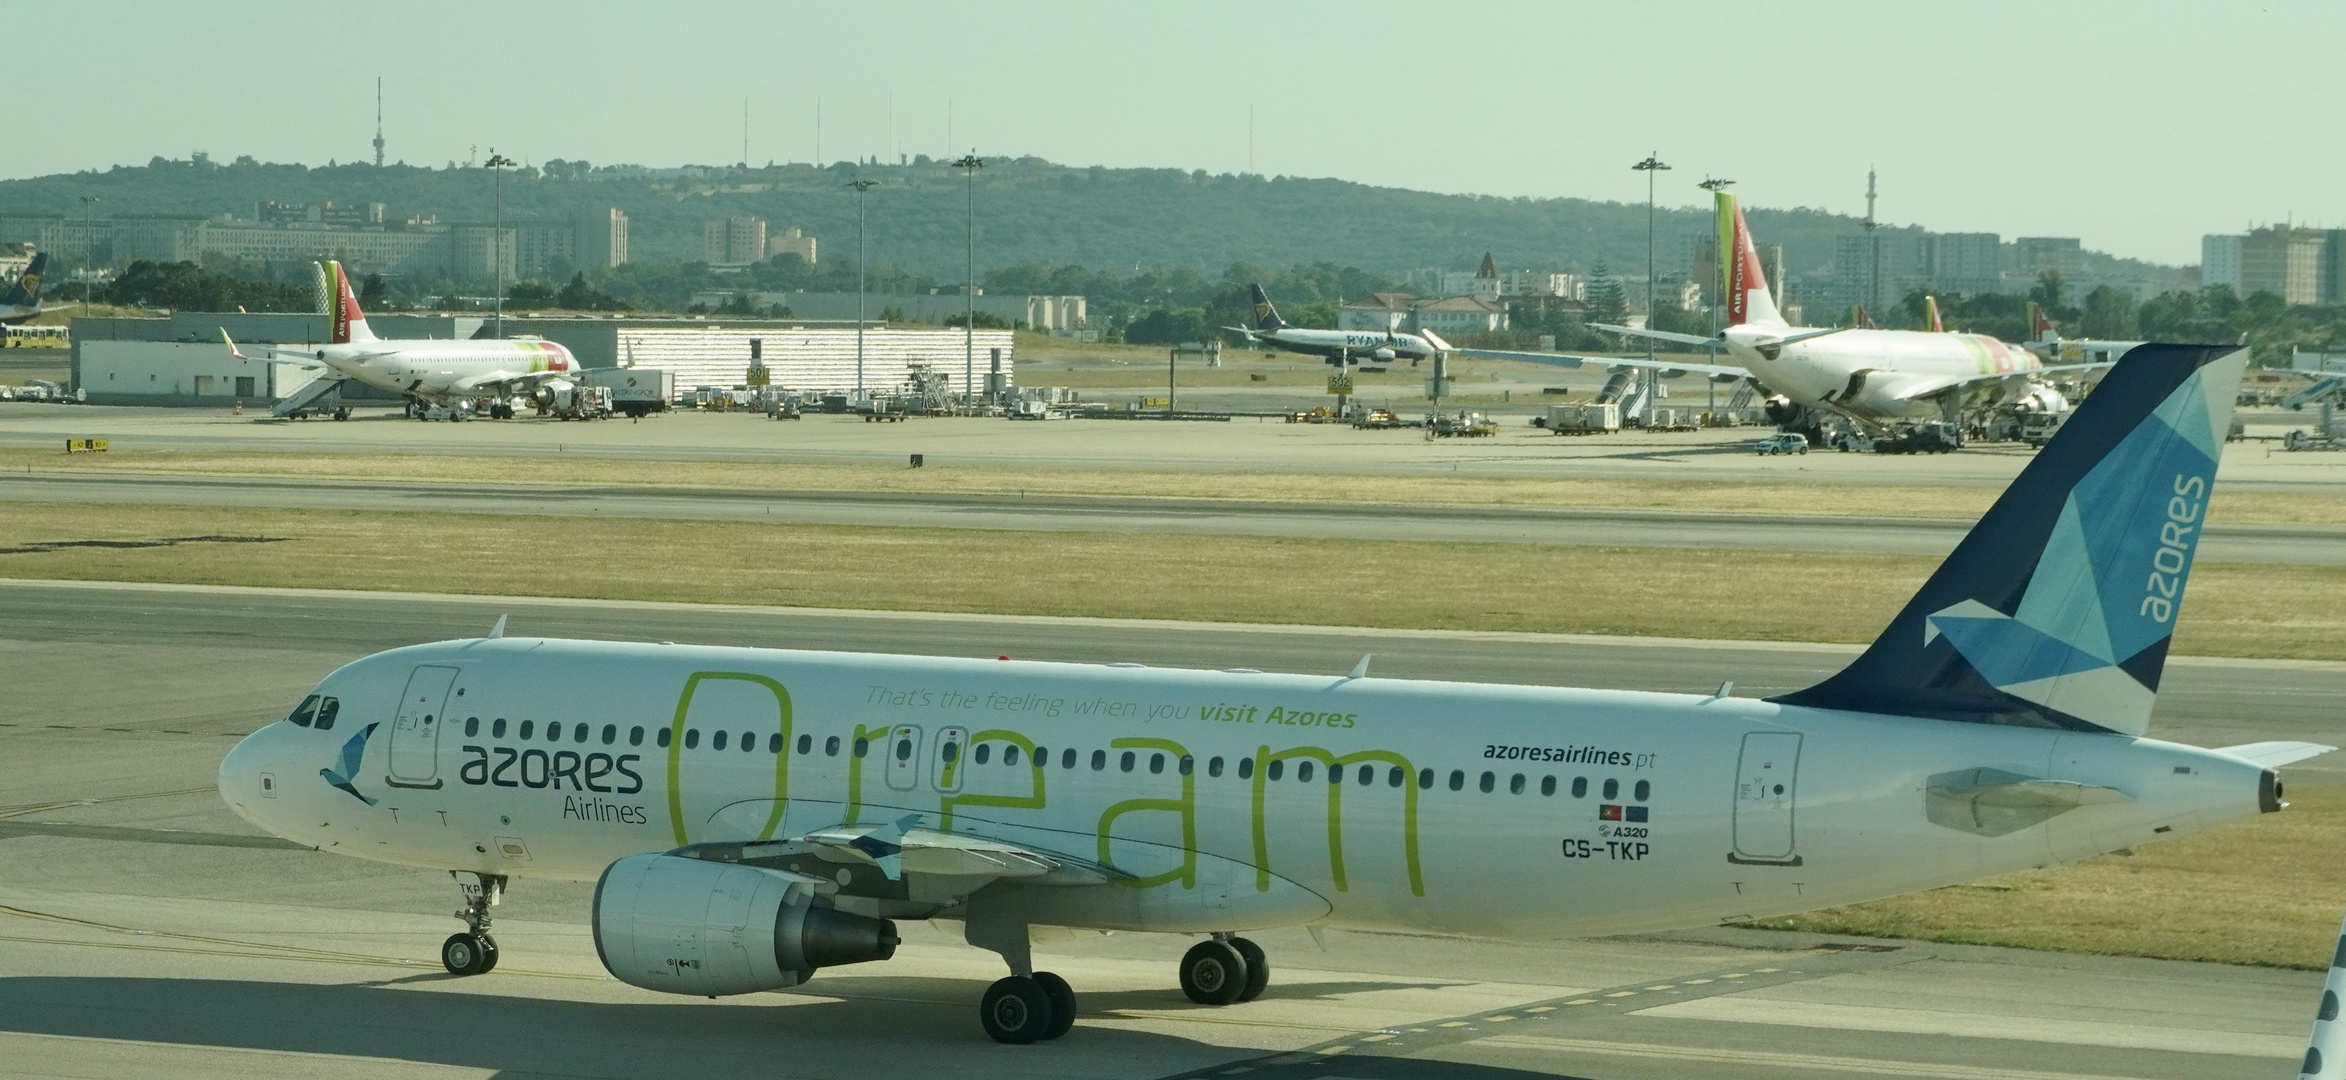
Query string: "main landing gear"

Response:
xmin=1181 ymin=934 xmax=1269 ymax=1005
xmin=441 ymin=871 xmax=505 ymax=977
xmin=966 ymin=885 xmax=1076 ymax=1044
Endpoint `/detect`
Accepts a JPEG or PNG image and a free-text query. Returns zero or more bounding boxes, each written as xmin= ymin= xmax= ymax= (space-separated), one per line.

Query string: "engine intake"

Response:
xmin=592 ymin=853 xmax=898 ymax=996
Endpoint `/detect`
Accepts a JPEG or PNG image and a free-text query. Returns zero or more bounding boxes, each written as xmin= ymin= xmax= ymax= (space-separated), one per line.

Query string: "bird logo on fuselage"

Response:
xmin=321 ymin=723 xmax=380 ymax=805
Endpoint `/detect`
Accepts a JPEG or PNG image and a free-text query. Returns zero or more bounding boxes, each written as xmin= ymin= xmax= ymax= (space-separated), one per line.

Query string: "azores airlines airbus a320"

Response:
xmin=1466 ymin=191 xmax=2107 ymax=434
xmin=218 ymin=344 xmax=2326 ymax=1043
xmin=222 ymin=262 xmax=581 ymax=420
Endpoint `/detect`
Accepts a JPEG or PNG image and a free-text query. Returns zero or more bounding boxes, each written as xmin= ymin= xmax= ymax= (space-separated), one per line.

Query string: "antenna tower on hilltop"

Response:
xmin=373 ymin=77 xmax=385 ymax=167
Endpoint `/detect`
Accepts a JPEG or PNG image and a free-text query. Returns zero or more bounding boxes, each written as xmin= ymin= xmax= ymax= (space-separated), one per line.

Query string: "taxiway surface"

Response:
xmin=0 ymin=581 xmax=2327 ymax=1078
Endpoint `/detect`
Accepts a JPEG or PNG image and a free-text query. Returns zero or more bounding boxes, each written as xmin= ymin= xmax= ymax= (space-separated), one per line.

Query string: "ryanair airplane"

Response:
xmin=218 ymin=343 xmax=2326 ymax=1043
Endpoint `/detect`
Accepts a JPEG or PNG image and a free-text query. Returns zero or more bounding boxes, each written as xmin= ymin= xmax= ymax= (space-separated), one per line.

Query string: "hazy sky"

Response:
xmin=16 ymin=1 xmax=2341 ymax=265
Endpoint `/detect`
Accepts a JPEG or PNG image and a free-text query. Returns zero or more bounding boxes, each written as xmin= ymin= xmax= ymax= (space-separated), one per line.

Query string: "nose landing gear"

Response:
xmin=441 ymin=870 xmax=505 ymax=976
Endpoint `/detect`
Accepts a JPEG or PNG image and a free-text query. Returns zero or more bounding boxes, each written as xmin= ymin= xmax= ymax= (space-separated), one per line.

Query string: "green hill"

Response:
xmin=0 ymin=155 xmax=2181 ymax=294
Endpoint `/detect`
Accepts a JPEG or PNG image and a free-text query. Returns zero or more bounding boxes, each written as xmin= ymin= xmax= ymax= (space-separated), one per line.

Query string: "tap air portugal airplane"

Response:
xmin=1229 ymin=284 xmax=1455 ymax=363
xmin=219 ymin=343 xmax=2329 ymax=1044
xmin=222 ymin=261 xmax=581 ymax=419
xmin=1464 ymin=191 xmax=2110 ymax=432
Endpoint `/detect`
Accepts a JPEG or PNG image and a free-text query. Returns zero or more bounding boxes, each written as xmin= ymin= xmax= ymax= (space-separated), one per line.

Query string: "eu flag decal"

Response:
xmin=1626 ymin=805 xmax=1649 ymax=823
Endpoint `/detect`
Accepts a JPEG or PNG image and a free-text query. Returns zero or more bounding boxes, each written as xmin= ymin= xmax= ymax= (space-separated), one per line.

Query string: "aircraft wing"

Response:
xmin=1457 ymin=347 xmax=1746 ymax=380
xmin=2214 ymin=741 xmax=2337 ymax=769
xmin=449 ymin=369 xmax=576 ymax=395
xmin=1892 ymin=361 xmax=2120 ymax=403
xmin=792 ymin=817 xmax=1128 ymax=887
xmin=218 ymin=330 xmax=328 ymax=369
xmin=1592 ymin=323 xmax=1720 ymax=347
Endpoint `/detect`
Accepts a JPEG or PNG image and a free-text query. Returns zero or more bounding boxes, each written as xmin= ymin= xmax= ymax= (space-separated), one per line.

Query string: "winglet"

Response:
xmin=1348 ymin=654 xmax=1372 ymax=679
xmin=487 ymin=614 xmax=507 ymax=639
xmin=219 ymin=328 xmax=247 ymax=361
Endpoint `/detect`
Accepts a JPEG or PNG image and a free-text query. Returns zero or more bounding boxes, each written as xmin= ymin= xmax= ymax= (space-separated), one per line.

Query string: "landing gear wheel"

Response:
xmin=980 ymin=975 xmax=1055 ymax=1044
xmin=477 ymin=934 xmax=499 ymax=973
xmin=441 ymin=932 xmax=490 ymax=976
xmin=1179 ymin=940 xmax=1248 ymax=1005
xmin=1229 ymin=937 xmax=1268 ymax=1002
xmin=1032 ymin=971 xmax=1076 ymax=1040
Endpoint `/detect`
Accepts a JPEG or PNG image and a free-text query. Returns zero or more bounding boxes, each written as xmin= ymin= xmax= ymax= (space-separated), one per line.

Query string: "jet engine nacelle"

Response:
xmin=2011 ymin=382 xmax=2071 ymax=415
xmin=592 ymin=854 xmax=899 ymax=997
xmin=1371 ymin=348 xmax=1396 ymax=361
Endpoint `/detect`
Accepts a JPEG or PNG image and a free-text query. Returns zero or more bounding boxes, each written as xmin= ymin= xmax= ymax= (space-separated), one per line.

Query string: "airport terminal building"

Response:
xmin=70 ymin=314 xmax=1015 ymax=407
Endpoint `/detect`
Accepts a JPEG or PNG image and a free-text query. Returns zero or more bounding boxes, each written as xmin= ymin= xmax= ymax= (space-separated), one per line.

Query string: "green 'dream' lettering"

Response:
xmin=1096 ymin=737 xmax=1195 ymax=889
xmin=665 ymin=672 xmax=793 ymax=847
xmin=841 ymin=722 xmax=891 ymax=826
xmin=1251 ymin=745 xmax=1423 ymax=897
xmin=939 ymin=729 xmax=1047 ymax=831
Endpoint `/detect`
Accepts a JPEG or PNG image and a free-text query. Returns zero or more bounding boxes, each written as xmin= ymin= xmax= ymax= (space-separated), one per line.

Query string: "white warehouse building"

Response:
xmin=613 ymin=326 xmax=1014 ymax=393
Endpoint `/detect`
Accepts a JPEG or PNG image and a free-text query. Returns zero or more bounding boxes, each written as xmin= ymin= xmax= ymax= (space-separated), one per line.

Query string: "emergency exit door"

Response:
xmin=387 ymin=665 xmax=458 ymax=789
xmin=1730 ymin=732 xmax=1801 ymax=864
xmin=884 ymin=725 xmax=922 ymax=792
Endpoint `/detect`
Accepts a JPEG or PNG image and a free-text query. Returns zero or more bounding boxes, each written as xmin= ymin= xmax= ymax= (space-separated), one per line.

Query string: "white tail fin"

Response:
xmin=326 ymin=261 xmax=375 ymax=344
xmin=1715 ymin=192 xmax=1785 ymax=329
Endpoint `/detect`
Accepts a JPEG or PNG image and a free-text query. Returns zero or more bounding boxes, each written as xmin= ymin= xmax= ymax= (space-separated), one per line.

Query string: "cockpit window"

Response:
xmin=287 ymin=695 xmax=320 ymax=727
xmin=312 ymin=697 xmax=340 ymax=731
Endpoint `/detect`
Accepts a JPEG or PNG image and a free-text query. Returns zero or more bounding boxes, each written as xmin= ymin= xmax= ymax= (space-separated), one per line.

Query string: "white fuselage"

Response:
xmin=309 ymin=337 xmax=578 ymax=403
xmin=1725 ymin=325 xmax=2043 ymax=421
xmin=219 ymin=637 xmax=2264 ymax=940
xmin=1253 ymin=328 xmax=1441 ymax=363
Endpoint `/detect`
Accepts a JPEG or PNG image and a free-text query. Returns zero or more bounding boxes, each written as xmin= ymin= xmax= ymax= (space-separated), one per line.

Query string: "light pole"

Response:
xmin=952 ymin=151 xmax=984 ymax=404
xmin=1631 ymin=152 xmax=1670 ymax=426
xmin=77 ymin=195 xmax=98 ymax=317
xmin=485 ymin=151 xmax=515 ymax=338
xmin=847 ymin=178 xmax=878 ymax=395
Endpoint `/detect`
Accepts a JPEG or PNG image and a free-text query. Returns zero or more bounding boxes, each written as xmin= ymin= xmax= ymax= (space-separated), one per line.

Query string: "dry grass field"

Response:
xmin=16 ymin=447 xmax=2346 ymax=525
xmin=0 ymin=501 xmax=2342 ymax=659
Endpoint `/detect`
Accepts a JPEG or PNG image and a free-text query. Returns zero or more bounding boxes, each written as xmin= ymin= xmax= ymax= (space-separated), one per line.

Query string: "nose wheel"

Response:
xmin=442 ymin=871 xmax=505 ymax=977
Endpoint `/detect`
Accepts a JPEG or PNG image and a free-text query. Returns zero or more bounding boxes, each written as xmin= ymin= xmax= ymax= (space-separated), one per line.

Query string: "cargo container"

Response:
xmin=586 ymin=368 xmax=674 ymax=418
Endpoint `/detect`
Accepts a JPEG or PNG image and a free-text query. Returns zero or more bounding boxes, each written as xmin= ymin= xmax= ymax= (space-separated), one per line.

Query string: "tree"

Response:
xmin=2079 ymin=285 xmax=2136 ymax=340
xmin=1122 ymin=307 xmax=1208 ymax=344
xmin=2029 ymin=271 xmax=2074 ymax=320
xmin=505 ymin=280 xmax=557 ymax=307
xmin=1585 ymin=262 xmax=1628 ymax=326
xmin=555 ymin=272 xmax=627 ymax=311
xmin=358 ymin=273 xmax=390 ymax=309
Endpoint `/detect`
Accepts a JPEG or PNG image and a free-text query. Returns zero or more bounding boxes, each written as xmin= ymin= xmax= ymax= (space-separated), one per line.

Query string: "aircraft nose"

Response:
xmin=217 ymin=728 xmax=278 ymax=827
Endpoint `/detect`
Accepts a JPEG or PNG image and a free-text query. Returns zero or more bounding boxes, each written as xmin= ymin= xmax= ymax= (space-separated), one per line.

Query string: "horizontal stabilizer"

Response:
xmin=2215 ymin=741 xmax=2337 ymax=769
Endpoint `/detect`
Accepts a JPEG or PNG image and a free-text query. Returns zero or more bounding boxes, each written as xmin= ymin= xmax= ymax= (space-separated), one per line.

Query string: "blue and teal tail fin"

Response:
xmin=2 ymin=252 xmax=48 ymax=308
xmin=1770 ymin=344 xmax=2248 ymax=736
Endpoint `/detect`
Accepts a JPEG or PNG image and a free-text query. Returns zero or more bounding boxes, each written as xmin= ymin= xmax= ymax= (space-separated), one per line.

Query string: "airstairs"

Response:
xmin=273 ymin=376 xmax=348 ymax=419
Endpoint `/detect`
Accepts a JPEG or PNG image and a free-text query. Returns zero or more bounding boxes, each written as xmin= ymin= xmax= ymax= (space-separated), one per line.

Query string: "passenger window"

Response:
xmin=895 ymin=738 xmax=913 ymax=762
xmin=1297 ymin=761 xmax=1315 ymax=783
xmin=1635 ymin=779 xmax=1651 ymax=802
xmin=287 ymin=696 xmax=319 ymax=727
xmin=546 ymin=722 xmax=562 ymax=742
xmin=628 ymin=725 xmax=643 ymax=746
xmin=602 ymin=724 xmax=617 ymax=745
xmin=1602 ymin=778 xmax=1619 ymax=800
xmin=1480 ymin=771 xmax=1496 ymax=793
xmin=1120 ymin=751 xmax=1135 ymax=773
xmin=824 ymin=735 xmax=839 ymax=756
xmin=767 ymin=733 xmax=781 ymax=754
xmin=743 ymin=731 xmax=757 ymax=753
xmin=1208 ymin=756 xmax=1224 ymax=778
xmin=974 ymin=743 xmax=991 ymax=765
xmin=656 ymin=727 xmax=671 ymax=748
xmin=1033 ymin=745 xmax=1049 ymax=765
xmin=1091 ymin=750 xmax=1106 ymax=771
xmin=1418 ymin=768 xmax=1434 ymax=790
xmin=797 ymin=734 xmax=813 ymax=755
xmin=1268 ymin=760 xmax=1285 ymax=781
xmin=312 ymin=698 xmax=338 ymax=731
xmin=1541 ymin=775 xmax=1556 ymax=796
xmin=1572 ymin=776 xmax=1588 ymax=798
xmin=684 ymin=729 xmax=699 ymax=750
xmin=1004 ymin=745 xmax=1022 ymax=766
xmin=520 ymin=720 xmax=537 ymax=741
xmin=1178 ymin=755 xmax=1192 ymax=775
xmin=1388 ymin=766 xmax=1404 ymax=788
xmin=494 ymin=718 xmax=509 ymax=739
xmin=1448 ymin=769 xmax=1464 ymax=791
xmin=942 ymin=740 xmax=960 ymax=763
xmin=1237 ymin=757 xmax=1254 ymax=780
xmin=576 ymin=725 xmax=590 ymax=744
xmin=712 ymin=730 xmax=728 ymax=751
xmin=1149 ymin=753 xmax=1164 ymax=774
xmin=854 ymin=737 xmax=869 ymax=758
xmin=467 ymin=717 xmax=483 ymax=737
xmin=1509 ymin=774 xmax=1525 ymax=795
xmin=1062 ymin=748 xmax=1077 ymax=769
